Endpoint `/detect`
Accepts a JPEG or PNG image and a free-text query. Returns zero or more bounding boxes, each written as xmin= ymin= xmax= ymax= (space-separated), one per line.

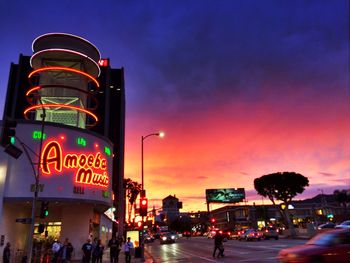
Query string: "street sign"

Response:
xmin=30 ymin=184 xmax=44 ymax=192
xmin=15 ymin=218 xmax=32 ymax=224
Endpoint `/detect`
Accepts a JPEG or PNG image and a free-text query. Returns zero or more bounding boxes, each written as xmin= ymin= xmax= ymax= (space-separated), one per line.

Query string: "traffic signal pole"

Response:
xmin=22 ymin=101 xmax=46 ymax=263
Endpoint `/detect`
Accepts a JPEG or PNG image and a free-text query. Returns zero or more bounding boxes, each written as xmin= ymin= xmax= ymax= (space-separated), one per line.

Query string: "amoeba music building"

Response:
xmin=0 ymin=33 xmax=125 ymax=261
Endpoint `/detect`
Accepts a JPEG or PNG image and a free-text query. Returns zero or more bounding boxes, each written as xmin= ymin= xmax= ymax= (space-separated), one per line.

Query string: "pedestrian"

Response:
xmin=124 ymin=237 xmax=134 ymax=263
xmin=52 ymin=239 xmax=61 ymax=263
xmin=59 ymin=238 xmax=74 ymax=263
xmin=212 ymin=232 xmax=223 ymax=258
xmin=82 ymin=239 xmax=93 ymax=263
xmin=97 ymin=239 xmax=104 ymax=263
xmin=3 ymin=242 xmax=11 ymax=263
xmin=92 ymin=239 xmax=104 ymax=263
xmin=91 ymin=238 xmax=98 ymax=263
xmin=108 ymin=236 xmax=120 ymax=263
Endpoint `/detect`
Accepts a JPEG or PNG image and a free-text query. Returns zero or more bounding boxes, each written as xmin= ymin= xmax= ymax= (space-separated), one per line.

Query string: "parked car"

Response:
xmin=159 ymin=232 xmax=176 ymax=244
xmin=261 ymin=226 xmax=279 ymax=240
xmin=335 ymin=220 xmax=350 ymax=229
xmin=278 ymin=229 xmax=350 ymax=263
xmin=238 ymin=229 xmax=262 ymax=241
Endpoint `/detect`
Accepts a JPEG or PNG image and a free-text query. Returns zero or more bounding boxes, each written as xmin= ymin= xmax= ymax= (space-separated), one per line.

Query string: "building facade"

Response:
xmin=161 ymin=195 xmax=182 ymax=224
xmin=0 ymin=33 xmax=125 ymax=261
xmin=210 ymin=194 xmax=349 ymax=231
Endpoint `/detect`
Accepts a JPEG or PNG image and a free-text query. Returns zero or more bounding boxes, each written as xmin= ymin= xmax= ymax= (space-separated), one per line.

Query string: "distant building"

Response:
xmin=161 ymin=195 xmax=182 ymax=223
xmin=210 ymin=194 xmax=349 ymax=230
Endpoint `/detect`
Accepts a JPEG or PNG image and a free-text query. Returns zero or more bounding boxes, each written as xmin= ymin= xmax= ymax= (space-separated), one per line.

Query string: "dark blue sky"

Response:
xmin=0 ymin=0 xmax=349 ymax=211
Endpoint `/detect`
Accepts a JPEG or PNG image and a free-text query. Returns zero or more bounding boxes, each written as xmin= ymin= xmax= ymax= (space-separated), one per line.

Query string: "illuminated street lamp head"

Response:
xmin=158 ymin=131 xmax=165 ymax=138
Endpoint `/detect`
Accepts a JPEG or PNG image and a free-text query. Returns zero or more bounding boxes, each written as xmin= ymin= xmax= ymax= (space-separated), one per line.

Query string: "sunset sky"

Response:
xmin=0 ymin=0 xmax=349 ymax=212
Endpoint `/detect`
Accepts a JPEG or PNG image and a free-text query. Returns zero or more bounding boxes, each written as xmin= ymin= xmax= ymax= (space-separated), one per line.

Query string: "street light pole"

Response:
xmin=141 ymin=132 xmax=164 ymax=195
xmin=140 ymin=131 xmax=164 ymax=261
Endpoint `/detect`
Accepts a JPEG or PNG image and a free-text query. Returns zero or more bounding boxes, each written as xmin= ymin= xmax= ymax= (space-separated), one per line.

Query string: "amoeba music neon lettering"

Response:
xmin=41 ymin=141 xmax=109 ymax=188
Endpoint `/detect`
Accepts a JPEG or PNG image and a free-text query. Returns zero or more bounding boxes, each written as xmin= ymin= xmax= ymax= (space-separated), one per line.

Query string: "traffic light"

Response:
xmin=40 ymin=201 xmax=49 ymax=218
xmin=139 ymin=197 xmax=148 ymax=217
xmin=1 ymin=118 xmax=22 ymax=159
xmin=1 ymin=118 xmax=17 ymax=147
xmin=38 ymin=223 xmax=45 ymax=234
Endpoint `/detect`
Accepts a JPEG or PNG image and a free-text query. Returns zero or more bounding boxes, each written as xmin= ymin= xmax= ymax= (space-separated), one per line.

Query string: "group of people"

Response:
xmin=2 ymin=236 xmax=135 ymax=263
xmin=51 ymin=238 xmax=74 ymax=263
xmin=81 ymin=238 xmax=104 ymax=263
xmin=82 ymin=236 xmax=134 ymax=263
xmin=108 ymin=236 xmax=134 ymax=263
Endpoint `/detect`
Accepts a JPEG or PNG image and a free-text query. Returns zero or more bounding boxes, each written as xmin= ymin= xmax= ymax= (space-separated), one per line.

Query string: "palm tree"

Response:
xmin=124 ymin=178 xmax=142 ymax=221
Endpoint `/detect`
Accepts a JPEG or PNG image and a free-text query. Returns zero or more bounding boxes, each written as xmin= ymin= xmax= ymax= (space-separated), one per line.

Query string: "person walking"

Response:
xmin=59 ymin=238 xmax=74 ymax=263
xmin=52 ymin=239 xmax=61 ymax=263
xmin=124 ymin=237 xmax=134 ymax=263
xmin=212 ymin=232 xmax=224 ymax=258
xmin=82 ymin=239 xmax=93 ymax=263
xmin=3 ymin=242 xmax=11 ymax=263
xmin=108 ymin=236 xmax=120 ymax=263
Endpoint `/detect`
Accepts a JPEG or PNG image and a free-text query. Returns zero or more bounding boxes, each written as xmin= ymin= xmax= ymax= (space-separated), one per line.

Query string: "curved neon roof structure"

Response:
xmin=24 ymin=104 xmax=98 ymax=124
xmin=28 ymin=66 xmax=100 ymax=88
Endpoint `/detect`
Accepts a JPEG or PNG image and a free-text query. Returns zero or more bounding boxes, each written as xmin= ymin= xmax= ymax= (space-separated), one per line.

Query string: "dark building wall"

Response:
xmin=93 ymin=66 xmax=126 ymax=235
xmin=2 ymin=54 xmax=32 ymax=120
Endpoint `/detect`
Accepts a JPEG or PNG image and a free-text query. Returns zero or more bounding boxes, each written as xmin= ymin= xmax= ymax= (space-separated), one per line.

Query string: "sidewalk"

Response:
xmin=72 ymin=247 xmax=153 ymax=263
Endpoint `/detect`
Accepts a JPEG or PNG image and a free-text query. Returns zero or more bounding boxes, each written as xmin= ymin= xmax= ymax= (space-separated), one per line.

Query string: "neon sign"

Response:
xmin=41 ymin=140 xmax=109 ymax=188
xmin=77 ymin=137 xmax=87 ymax=146
xmin=33 ymin=131 xmax=46 ymax=140
xmin=98 ymin=58 xmax=110 ymax=67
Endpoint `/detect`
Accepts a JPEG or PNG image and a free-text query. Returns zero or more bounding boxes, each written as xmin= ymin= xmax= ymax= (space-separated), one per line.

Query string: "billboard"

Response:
xmin=206 ymin=188 xmax=245 ymax=203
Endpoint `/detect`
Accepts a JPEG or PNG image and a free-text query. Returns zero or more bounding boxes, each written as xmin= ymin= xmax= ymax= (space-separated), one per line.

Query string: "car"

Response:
xmin=183 ymin=231 xmax=191 ymax=238
xmin=317 ymin=222 xmax=336 ymax=229
xmin=159 ymin=232 xmax=176 ymax=244
xmin=221 ymin=230 xmax=232 ymax=240
xmin=316 ymin=222 xmax=336 ymax=233
xmin=238 ymin=229 xmax=262 ymax=241
xmin=335 ymin=220 xmax=350 ymax=229
xmin=231 ymin=229 xmax=245 ymax=240
xmin=207 ymin=229 xmax=231 ymax=240
xmin=207 ymin=230 xmax=218 ymax=239
xmin=278 ymin=229 xmax=350 ymax=263
xmin=261 ymin=226 xmax=279 ymax=240
xmin=143 ymin=233 xmax=155 ymax=243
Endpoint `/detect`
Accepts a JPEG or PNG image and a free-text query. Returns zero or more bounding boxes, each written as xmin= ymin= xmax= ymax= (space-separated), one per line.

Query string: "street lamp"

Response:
xmin=141 ymin=131 xmax=164 ymax=196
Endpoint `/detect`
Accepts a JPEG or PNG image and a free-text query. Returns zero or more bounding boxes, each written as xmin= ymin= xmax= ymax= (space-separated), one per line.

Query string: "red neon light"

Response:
xmin=26 ymin=84 xmax=99 ymax=107
xmin=24 ymin=104 xmax=98 ymax=122
xmin=26 ymin=86 xmax=41 ymax=96
xmin=41 ymin=140 xmax=109 ymax=188
xmin=28 ymin=66 xmax=100 ymax=88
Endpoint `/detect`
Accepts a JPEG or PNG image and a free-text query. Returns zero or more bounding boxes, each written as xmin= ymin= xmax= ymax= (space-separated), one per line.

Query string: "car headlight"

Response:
xmin=171 ymin=235 xmax=175 ymax=239
xmin=162 ymin=237 xmax=167 ymax=241
xmin=286 ymin=253 xmax=304 ymax=262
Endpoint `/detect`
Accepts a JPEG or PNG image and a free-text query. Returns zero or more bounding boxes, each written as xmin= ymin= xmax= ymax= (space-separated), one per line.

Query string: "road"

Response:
xmin=144 ymin=236 xmax=306 ymax=263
